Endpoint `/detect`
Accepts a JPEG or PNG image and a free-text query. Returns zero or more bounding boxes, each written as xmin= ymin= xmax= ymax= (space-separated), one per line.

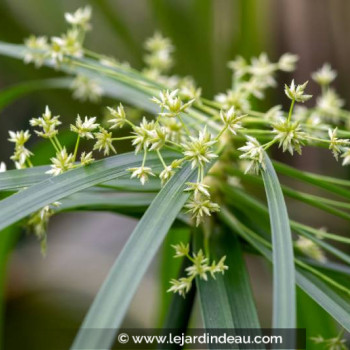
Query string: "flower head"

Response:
xmin=107 ymin=104 xmax=127 ymax=129
xmin=328 ymin=128 xmax=349 ymax=160
xmin=24 ymin=35 xmax=49 ymax=67
xmin=71 ymin=75 xmax=103 ymax=103
xmin=183 ymin=128 xmax=217 ymax=168
xmin=70 ymin=115 xmax=99 ymax=139
xmin=284 ymin=80 xmax=312 ymax=103
xmin=295 ymin=236 xmax=326 ymax=263
xmin=65 ymin=6 xmax=92 ymax=30
xmin=172 ymin=242 xmax=190 ymax=258
xmin=127 ymin=166 xmax=155 ymax=185
xmin=238 ymin=136 xmax=265 ymax=174
xmin=132 ymin=117 xmax=156 ymax=153
xmin=185 ymin=196 xmax=220 ymax=226
xmin=80 ymin=151 xmax=94 ymax=165
xmin=220 ymin=107 xmax=246 ymax=135
xmin=278 ymin=53 xmax=298 ymax=72
xmin=184 ymin=182 xmax=210 ymax=198
xmin=215 ymin=89 xmax=250 ymax=112
xmin=46 ymin=148 xmax=74 ymax=176
xmin=312 ymin=63 xmax=337 ymax=86
xmin=159 ymin=166 xmax=174 ymax=185
xmin=30 ymin=106 xmax=61 ymax=138
xmin=273 ymin=119 xmax=306 ymax=155
xmin=93 ymin=127 xmax=116 ymax=155
xmin=316 ymin=89 xmax=344 ymax=120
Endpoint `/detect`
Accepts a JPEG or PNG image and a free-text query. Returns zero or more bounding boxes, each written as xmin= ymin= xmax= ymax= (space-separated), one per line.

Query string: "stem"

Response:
xmin=178 ymin=115 xmax=191 ymax=137
xmin=287 ymin=99 xmax=295 ymax=123
xmin=53 ymin=135 xmax=63 ymax=151
xmin=112 ymin=136 xmax=136 ymax=141
xmin=215 ymin=125 xmax=228 ymax=141
xmin=73 ymin=135 xmax=80 ymax=161
xmin=156 ymin=150 xmax=167 ymax=169
xmin=49 ymin=137 xmax=59 ymax=153
xmin=142 ymin=149 xmax=147 ymax=167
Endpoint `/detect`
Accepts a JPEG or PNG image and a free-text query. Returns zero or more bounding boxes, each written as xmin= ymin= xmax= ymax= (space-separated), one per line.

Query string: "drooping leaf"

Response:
xmin=261 ymin=154 xmax=295 ymax=328
xmin=71 ymin=164 xmax=196 ymax=350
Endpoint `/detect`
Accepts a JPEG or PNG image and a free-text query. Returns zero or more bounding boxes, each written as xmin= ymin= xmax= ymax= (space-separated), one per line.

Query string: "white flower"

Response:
xmin=184 ymin=182 xmax=210 ymax=198
xmin=8 ymin=130 xmax=31 ymax=146
xmin=61 ymin=29 xmax=83 ymax=57
xmin=183 ymin=128 xmax=218 ymax=168
xmin=24 ymin=35 xmax=49 ymax=67
xmin=93 ymin=128 xmax=116 ymax=155
xmin=152 ymin=89 xmax=194 ymax=117
xmin=278 ymin=53 xmax=298 ymax=72
xmin=273 ymin=119 xmax=306 ymax=155
xmin=167 ymin=277 xmax=192 ymax=297
xmin=316 ymin=89 xmax=344 ymax=119
xmin=328 ymin=128 xmax=349 ymax=160
xmin=227 ymin=56 xmax=248 ymax=78
xmin=30 ymin=105 xmax=61 ymax=138
xmin=185 ymin=196 xmax=220 ymax=226
xmin=295 ymin=236 xmax=326 ymax=263
xmin=144 ymin=32 xmax=174 ymax=53
xmin=70 ymin=115 xmax=99 ymax=139
xmin=341 ymin=148 xmax=350 ymax=166
xmin=65 ymin=6 xmax=92 ymax=30
xmin=238 ymin=136 xmax=265 ymax=174
xmin=0 ymin=162 xmax=6 ymax=173
xmin=248 ymin=53 xmax=276 ymax=87
xmin=71 ymin=75 xmax=103 ymax=103
xmin=46 ymin=148 xmax=74 ymax=176
xmin=107 ymin=104 xmax=127 ymax=129
xmin=132 ymin=117 xmax=156 ymax=153
xmin=284 ymin=80 xmax=312 ymax=103
xmin=172 ymin=242 xmax=190 ymax=258
xmin=127 ymin=166 xmax=155 ymax=185
xmin=49 ymin=36 xmax=66 ymax=65
xmin=215 ymin=89 xmax=250 ymax=112
xmin=80 ymin=152 xmax=94 ymax=165
xmin=312 ymin=63 xmax=337 ymax=86
xmin=159 ymin=166 xmax=174 ymax=185
xmin=220 ymin=107 xmax=246 ymax=135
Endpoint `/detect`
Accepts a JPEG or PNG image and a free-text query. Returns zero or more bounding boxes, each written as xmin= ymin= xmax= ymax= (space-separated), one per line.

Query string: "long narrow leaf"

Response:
xmin=0 ymin=152 xmax=174 ymax=231
xmin=220 ymin=208 xmax=350 ymax=332
xmin=261 ymin=154 xmax=295 ymax=328
xmin=71 ymin=164 xmax=196 ymax=350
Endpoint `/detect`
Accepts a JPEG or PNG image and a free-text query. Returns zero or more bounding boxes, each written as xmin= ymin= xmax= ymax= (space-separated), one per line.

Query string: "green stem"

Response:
xmin=287 ymin=99 xmax=295 ymax=123
xmin=73 ymin=135 xmax=80 ymax=161
xmin=53 ymin=135 xmax=63 ymax=151
xmin=49 ymin=137 xmax=59 ymax=153
xmin=156 ymin=150 xmax=167 ymax=169
xmin=112 ymin=136 xmax=135 ymax=141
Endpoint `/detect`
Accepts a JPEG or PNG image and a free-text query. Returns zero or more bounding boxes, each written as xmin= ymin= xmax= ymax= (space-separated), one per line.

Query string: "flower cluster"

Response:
xmin=167 ymin=243 xmax=228 ymax=297
xmin=295 ymin=236 xmax=326 ymax=263
xmin=311 ymin=331 xmax=348 ymax=350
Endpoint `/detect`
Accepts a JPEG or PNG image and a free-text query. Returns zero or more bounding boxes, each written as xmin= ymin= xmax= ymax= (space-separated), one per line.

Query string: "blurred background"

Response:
xmin=0 ymin=0 xmax=350 ymax=349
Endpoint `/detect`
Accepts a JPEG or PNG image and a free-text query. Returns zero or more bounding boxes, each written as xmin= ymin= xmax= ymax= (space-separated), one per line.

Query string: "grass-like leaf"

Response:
xmin=0 ymin=152 xmax=174 ymax=231
xmin=261 ymin=154 xmax=295 ymax=328
xmin=220 ymin=209 xmax=350 ymax=332
xmin=71 ymin=164 xmax=196 ymax=350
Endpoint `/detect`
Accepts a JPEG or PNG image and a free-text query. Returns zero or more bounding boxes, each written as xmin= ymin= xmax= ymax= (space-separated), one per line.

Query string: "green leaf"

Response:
xmin=261 ymin=154 xmax=295 ymax=328
xmin=194 ymin=230 xmax=235 ymax=330
xmin=0 ymin=152 xmax=175 ymax=231
xmin=217 ymin=231 xmax=261 ymax=328
xmin=220 ymin=208 xmax=350 ymax=332
xmin=71 ymin=164 xmax=196 ymax=350
xmin=159 ymin=254 xmax=196 ymax=350
xmin=0 ymin=78 xmax=72 ymax=111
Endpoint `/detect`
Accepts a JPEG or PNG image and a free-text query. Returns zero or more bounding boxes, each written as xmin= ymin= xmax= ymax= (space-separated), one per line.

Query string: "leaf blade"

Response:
xmin=261 ymin=154 xmax=295 ymax=328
